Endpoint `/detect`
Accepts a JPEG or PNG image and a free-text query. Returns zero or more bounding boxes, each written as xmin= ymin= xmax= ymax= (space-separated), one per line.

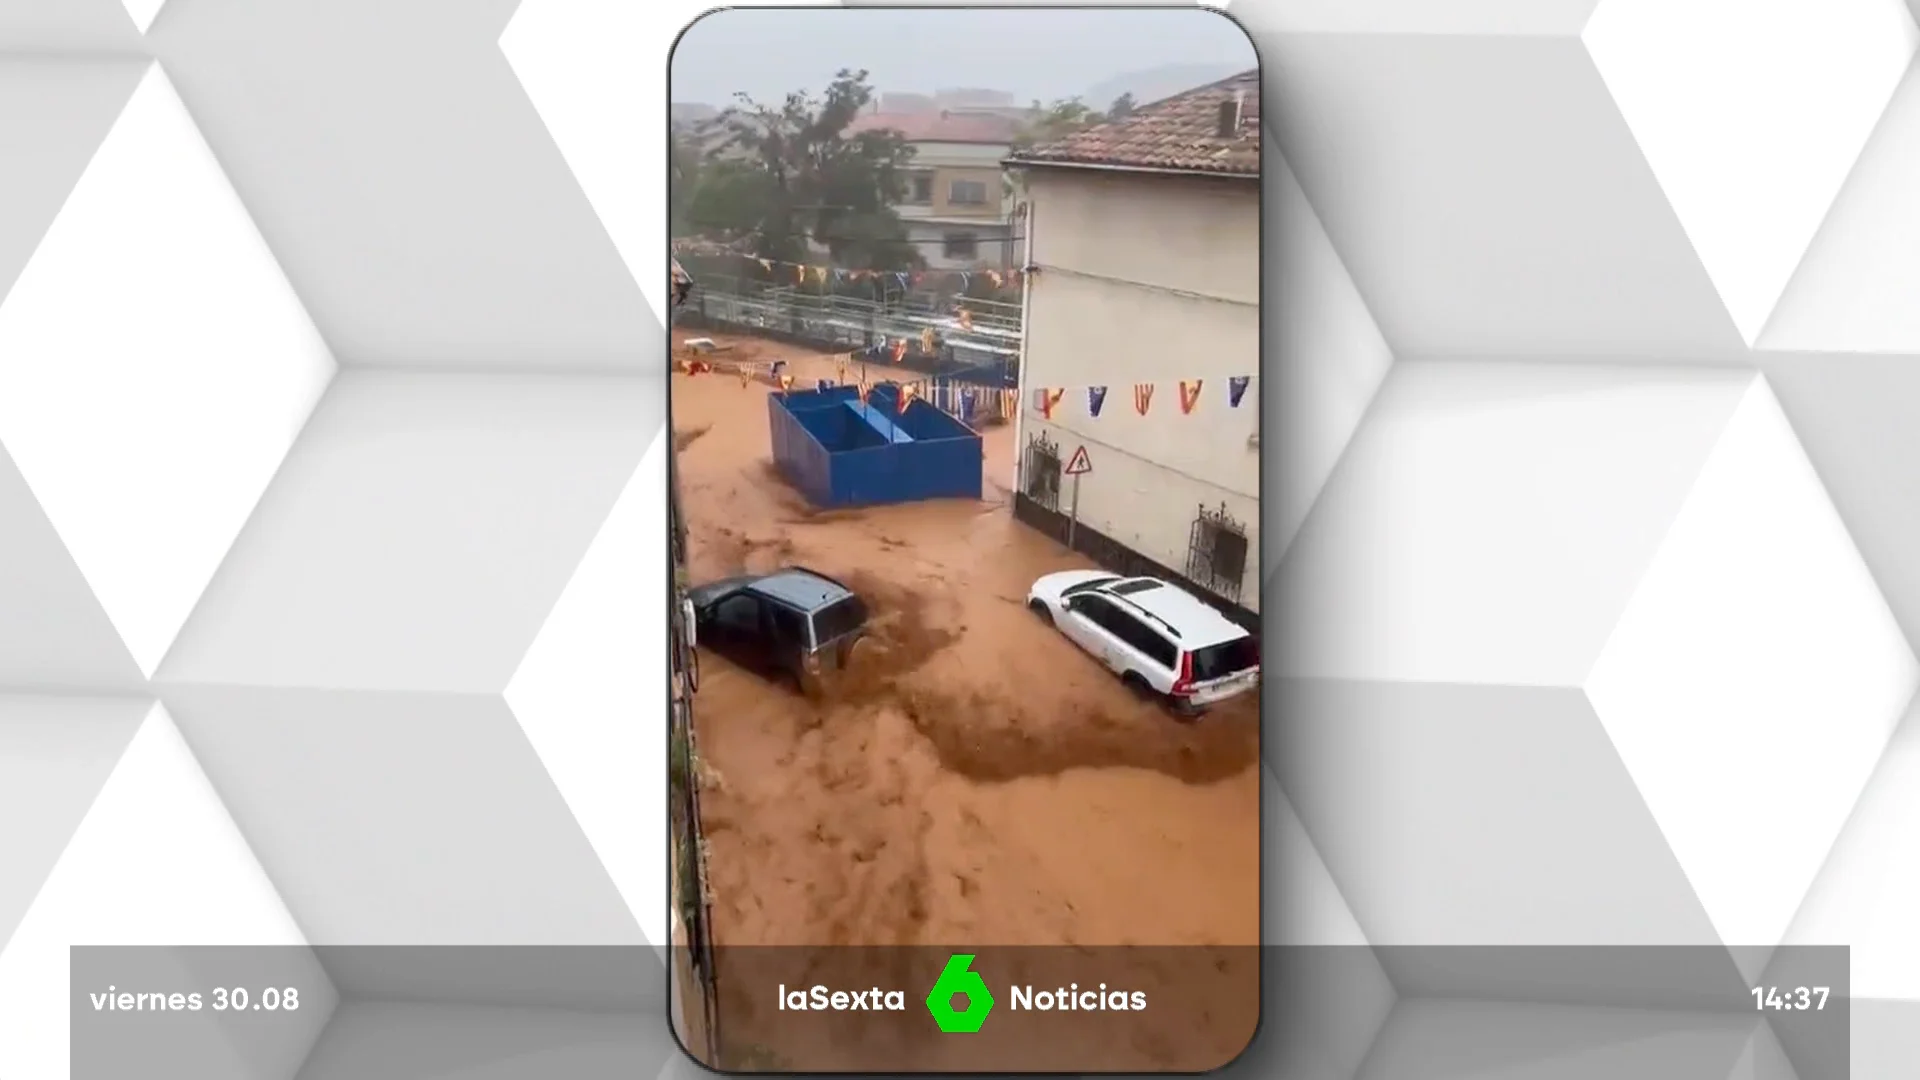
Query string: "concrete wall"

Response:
xmin=1019 ymin=168 xmax=1261 ymax=608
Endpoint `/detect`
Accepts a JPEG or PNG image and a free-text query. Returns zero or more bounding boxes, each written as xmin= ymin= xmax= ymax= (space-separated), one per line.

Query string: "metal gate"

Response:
xmin=1184 ymin=502 xmax=1249 ymax=603
xmin=1022 ymin=431 xmax=1063 ymax=512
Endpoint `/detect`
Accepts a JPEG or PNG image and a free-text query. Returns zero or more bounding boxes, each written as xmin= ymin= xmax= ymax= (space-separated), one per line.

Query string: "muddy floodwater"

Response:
xmin=672 ymin=330 xmax=1260 ymax=951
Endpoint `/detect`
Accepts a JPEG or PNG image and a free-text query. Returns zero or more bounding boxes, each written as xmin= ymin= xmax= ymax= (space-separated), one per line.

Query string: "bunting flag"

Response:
xmin=956 ymin=308 xmax=974 ymax=331
xmin=1037 ymin=388 xmax=1065 ymax=419
xmin=1005 ymin=378 xmax=1259 ymax=419
xmin=897 ymin=382 xmax=918 ymax=414
xmin=835 ymin=359 xmax=847 ymax=384
xmin=857 ymin=381 xmax=870 ymax=406
xmin=1228 ymin=376 xmax=1251 ymax=408
xmin=1001 ymin=389 xmax=1018 ymax=418
xmin=890 ymin=339 xmax=907 ymax=363
xmin=777 ymin=373 xmax=794 ymax=392
xmin=739 ymin=366 xmax=752 ymax=388
xmin=920 ymin=327 xmax=936 ymax=354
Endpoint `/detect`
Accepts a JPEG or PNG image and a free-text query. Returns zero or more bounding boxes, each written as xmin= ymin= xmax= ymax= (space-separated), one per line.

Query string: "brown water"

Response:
xmin=673 ymin=330 xmax=1260 ymax=951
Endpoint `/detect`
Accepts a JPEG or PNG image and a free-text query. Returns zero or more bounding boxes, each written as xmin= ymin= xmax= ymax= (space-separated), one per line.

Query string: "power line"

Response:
xmin=812 ymin=235 xmax=1028 ymax=246
xmin=1031 ymin=263 xmax=1255 ymax=308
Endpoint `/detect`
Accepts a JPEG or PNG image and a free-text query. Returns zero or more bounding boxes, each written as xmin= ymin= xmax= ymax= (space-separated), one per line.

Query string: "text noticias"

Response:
xmin=1009 ymin=983 xmax=1145 ymax=1011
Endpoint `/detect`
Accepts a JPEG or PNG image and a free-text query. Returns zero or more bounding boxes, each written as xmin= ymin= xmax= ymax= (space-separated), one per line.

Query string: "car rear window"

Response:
xmin=810 ymin=596 xmax=868 ymax=648
xmin=1190 ymin=636 xmax=1259 ymax=682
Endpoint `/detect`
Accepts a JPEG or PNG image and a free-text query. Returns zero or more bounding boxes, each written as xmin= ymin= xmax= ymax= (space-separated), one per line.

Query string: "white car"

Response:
xmin=1026 ymin=570 xmax=1260 ymax=714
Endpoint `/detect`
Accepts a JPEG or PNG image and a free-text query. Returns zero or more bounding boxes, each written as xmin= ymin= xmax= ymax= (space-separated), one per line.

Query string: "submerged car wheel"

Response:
xmin=1028 ymin=598 xmax=1053 ymax=624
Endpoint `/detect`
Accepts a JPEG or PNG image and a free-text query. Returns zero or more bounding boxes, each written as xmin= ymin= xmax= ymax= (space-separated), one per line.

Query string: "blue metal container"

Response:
xmin=767 ymin=384 xmax=984 ymax=508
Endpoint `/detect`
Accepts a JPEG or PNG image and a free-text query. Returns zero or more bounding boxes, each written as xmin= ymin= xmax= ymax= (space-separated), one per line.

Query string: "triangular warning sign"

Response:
xmin=1064 ymin=446 xmax=1092 ymax=475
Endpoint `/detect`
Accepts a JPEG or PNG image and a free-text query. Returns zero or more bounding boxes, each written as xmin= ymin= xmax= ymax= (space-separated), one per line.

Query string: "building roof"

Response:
xmin=1006 ymin=69 xmax=1259 ymax=177
xmin=845 ymin=110 xmax=1019 ymax=146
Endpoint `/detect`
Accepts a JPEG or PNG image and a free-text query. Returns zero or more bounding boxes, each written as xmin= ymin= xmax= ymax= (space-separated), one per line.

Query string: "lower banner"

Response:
xmin=62 ymin=944 xmax=1859 ymax=1077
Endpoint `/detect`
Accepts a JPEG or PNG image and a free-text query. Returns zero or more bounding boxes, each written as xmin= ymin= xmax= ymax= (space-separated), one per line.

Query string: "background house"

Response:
xmin=846 ymin=110 xmax=1020 ymax=270
xmin=1006 ymin=70 xmax=1260 ymax=623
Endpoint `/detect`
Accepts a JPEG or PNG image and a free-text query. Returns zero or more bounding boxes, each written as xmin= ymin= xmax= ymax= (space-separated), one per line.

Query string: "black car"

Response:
xmin=687 ymin=567 xmax=870 ymax=692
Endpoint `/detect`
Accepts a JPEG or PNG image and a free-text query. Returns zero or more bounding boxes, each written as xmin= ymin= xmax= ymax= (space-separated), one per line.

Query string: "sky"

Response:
xmin=669 ymin=8 xmax=1257 ymax=109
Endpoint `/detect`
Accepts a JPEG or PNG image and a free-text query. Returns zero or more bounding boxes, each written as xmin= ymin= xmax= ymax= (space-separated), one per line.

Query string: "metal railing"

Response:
xmin=678 ymin=273 xmax=1020 ymax=379
xmin=666 ymin=336 xmax=722 ymax=1063
xmin=676 ymin=262 xmax=1023 ymax=335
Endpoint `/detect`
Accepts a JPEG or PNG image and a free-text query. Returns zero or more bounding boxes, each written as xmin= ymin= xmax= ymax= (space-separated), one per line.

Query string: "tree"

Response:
xmin=713 ymin=69 xmax=922 ymax=271
xmin=1012 ymin=97 xmax=1100 ymax=150
xmin=669 ymin=130 xmax=704 ymax=238
xmin=1007 ymin=97 xmax=1106 ymax=199
xmin=1107 ymin=93 xmax=1136 ymax=122
xmin=683 ymin=159 xmax=778 ymax=241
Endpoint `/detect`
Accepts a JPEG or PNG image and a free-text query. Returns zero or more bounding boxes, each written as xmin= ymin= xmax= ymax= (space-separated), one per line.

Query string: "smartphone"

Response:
xmin=667 ymin=6 xmax=1262 ymax=1072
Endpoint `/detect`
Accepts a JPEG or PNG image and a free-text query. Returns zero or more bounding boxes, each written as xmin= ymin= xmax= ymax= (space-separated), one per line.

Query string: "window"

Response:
xmin=1023 ymin=432 xmax=1062 ymax=510
xmin=1082 ymin=599 xmax=1178 ymax=669
xmin=948 ymin=179 xmax=989 ymax=205
xmin=811 ymin=596 xmax=868 ymax=649
xmin=1108 ymin=579 xmax=1164 ymax=596
xmin=1114 ymin=613 xmax=1176 ymax=668
xmin=767 ymin=604 xmax=807 ymax=648
xmin=942 ymin=232 xmax=978 ymax=260
xmin=906 ymin=173 xmax=934 ymax=205
xmin=1185 ymin=502 xmax=1249 ymax=603
xmin=1138 ymin=629 xmax=1179 ymax=670
xmin=712 ymin=594 xmax=761 ymax=634
xmin=1070 ymin=596 xmax=1122 ymax=632
xmin=1190 ymin=637 xmax=1259 ymax=682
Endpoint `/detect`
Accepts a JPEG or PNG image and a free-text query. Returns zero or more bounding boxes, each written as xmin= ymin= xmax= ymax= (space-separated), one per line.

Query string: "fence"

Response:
xmin=924 ymin=376 xmax=1018 ymax=426
xmin=676 ymin=271 xmax=1022 ymax=384
xmin=673 ymin=252 xmax=1024 ymax=331
xmin=667 ymin=444 xmax=721 ymax=1063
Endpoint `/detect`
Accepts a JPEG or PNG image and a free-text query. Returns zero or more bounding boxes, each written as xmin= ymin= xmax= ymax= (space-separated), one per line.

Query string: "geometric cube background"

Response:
xmin=1247 ymin=0 xmax=1920 ymax=1074
xmin=1279 ymin=362 xmax=1913 ymax=989
xmin=0 ymin=1 xmax=665 ymax=1075
xmin=7 ymin=0 xmax=1920 ymax=1077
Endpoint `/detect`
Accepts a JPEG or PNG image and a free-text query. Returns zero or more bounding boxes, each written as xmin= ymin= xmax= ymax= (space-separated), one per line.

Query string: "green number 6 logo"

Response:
xmin=925 ymin=953 xmax=995 ymax=1033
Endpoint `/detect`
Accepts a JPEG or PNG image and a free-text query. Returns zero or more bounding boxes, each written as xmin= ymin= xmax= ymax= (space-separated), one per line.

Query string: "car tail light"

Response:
xmin=1171 ymin=652 xmax=1195 ymax=696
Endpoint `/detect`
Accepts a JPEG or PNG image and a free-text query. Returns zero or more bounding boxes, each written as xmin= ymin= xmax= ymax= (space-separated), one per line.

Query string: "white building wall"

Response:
xmin=908 ymin=221 xmax=1016 ymax=270
xmin=1019 ymin=169 xmax=1261 ymax=610
xmin=908 ymin=140 xmax=1008 ymax=168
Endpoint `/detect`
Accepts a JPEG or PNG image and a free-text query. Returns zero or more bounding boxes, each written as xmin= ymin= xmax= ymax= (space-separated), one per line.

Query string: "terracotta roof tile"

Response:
xmin=844 ymin=111 xmax=1019 ymax=145
xmin=1008 ymin=70 xmax=1259 ymax=177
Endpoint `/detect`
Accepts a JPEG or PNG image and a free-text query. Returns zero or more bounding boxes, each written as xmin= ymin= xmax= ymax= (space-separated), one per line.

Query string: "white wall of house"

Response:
xmin=909 ymin=222 xmax=1015 ymax=270
xmin=1018 ymin=168 xmax=1261 ymax=610
xmin=908 ymin=140 xmax=1008 ymax=168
